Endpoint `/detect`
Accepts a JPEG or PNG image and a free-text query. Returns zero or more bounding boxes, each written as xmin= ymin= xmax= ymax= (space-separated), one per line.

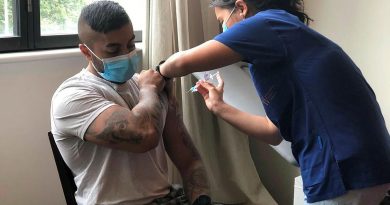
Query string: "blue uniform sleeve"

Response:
xmin=214 ymin=13 xmax=287 ymax=65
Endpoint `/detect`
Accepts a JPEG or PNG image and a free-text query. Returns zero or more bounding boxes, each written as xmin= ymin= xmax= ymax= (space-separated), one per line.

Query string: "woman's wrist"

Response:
xmin=211 ymin=100 xmax=227 ymax=116
xmin=155 ymin=60 xmax=170 ymax=80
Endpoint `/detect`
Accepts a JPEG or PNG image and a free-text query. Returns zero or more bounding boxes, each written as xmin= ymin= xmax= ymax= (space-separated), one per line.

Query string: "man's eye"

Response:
xmin=107 ymin=50 xmax=119 ymax=55
xmin=127 ymin=44 xmax=135 ymax=51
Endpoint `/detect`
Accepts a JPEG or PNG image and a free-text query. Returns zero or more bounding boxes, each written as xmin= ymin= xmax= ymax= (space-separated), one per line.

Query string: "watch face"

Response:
xmin=195 ymin=195 xmax=211 ymax=205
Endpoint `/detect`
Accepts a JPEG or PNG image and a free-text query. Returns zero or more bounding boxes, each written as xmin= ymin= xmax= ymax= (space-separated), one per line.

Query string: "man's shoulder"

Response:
xmin=52 ymin=70 xmax=100 ymax=107
xmin=55 ymin=69 xmax=102 ymax=93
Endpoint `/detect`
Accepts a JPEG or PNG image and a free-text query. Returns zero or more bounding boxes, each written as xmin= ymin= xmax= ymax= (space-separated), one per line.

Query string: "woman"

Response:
xmin=157 ymin=0 xmax=390 ymax=204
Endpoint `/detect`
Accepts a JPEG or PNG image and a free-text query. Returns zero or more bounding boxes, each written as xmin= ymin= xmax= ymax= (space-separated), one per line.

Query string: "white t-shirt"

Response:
xmin=50 ymin=69 xmax=171 ymax=205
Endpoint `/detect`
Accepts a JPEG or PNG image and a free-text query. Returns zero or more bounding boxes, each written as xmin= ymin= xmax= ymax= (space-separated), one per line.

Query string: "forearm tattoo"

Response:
xmin=184 ymin=163 xmax=210 ymax=201
xmin=86 ymin=88 xmax=166 ymax=147
xmin=173 ymin=98 xmax=201 ymax=160
xmin=88 ymin=110 xmax=144 ymax=144
xmin=169 ymin=98 xmax=209 ymax=199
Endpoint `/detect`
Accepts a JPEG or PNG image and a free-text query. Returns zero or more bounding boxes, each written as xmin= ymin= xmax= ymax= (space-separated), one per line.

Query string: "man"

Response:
xmin=50 ymin=1 xmax=211 ymax=204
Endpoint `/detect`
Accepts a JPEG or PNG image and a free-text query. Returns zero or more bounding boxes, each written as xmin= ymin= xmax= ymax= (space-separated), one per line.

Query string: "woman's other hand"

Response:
xmin=196 ymin=72 xmax=225 ymax=114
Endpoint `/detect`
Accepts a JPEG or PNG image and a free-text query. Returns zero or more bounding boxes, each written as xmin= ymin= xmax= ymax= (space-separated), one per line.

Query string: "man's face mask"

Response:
xmin=84 ymin=44 xmax=139 ymax=84
xmin=222 ymin=7 xmax=236 ymax=32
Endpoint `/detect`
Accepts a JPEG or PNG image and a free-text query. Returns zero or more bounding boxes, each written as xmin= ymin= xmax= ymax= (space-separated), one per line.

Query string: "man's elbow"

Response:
xmin=130 ymin=127 xmax=160 ymax=153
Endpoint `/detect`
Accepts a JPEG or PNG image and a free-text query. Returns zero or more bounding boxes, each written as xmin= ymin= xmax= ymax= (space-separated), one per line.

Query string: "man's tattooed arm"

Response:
xmin=84 ymin=84 xmax=166 ymax=153
xmin=163 ymin=96 xmax=210 ymax=203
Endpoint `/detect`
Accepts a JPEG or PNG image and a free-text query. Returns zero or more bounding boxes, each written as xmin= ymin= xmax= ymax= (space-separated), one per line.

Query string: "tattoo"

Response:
xmin=172 ymin=99 xmax=201 ymax=160
xmin=168 ymin=97 xmax=209 ymax=200
xmin=181 ymin=128 xmax=201 ymax=160
xmin=88 ymin=110 xmax=144 ymax=144
xmin=184 ymin=164 xmax=210 ymax=201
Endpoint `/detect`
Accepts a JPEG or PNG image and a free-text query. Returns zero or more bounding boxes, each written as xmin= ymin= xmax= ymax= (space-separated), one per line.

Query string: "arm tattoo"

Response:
xmin=184 ymin=164 xmax=210 ymax=201
xmin=174 ymin=100 xmax=201 ymax=160
xmin=168 ymin=98 xmax=209 ymax=200
xmin=88 ymin=110 xmax=144 ymax=144
xmin=86 ymin=88 xmax=166 ymax=148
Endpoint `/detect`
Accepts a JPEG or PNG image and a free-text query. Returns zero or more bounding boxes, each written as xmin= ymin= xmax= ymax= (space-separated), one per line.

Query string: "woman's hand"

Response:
xmin=196 ymin=72 xmax=225 ymax=114
xmin=197 ymin=72 xmax=282 ymax=145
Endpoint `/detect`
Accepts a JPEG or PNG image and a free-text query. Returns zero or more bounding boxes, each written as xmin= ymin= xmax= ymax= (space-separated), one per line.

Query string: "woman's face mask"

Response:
xmin=84 ymin=44 xmax=139 ymax=84
xmin=222 ymin=7 xmax=236 ymax=32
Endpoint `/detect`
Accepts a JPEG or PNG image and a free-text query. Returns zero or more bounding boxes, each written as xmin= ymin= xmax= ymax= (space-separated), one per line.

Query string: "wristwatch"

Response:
xmin=193 ymin=195 xmax=212 ymax=205
xmin=155 ymin=60 xmax=170 ymax=81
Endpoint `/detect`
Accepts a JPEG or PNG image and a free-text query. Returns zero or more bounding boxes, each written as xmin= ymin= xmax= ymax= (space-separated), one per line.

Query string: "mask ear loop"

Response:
xmin=224 ymin=7 xmax=236 ymax=26
xmin=83 ymin=44 xmax=104 ymax=73
xmin=83 ymin=44 xmax=103 ymax=61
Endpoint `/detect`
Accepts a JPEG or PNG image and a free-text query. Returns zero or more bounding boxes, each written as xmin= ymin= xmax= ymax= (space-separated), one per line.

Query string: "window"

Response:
xmin=0 ymin=0 xmax=145 ymax=53
xmin=0 ymin=0 xmax=16 ymax=37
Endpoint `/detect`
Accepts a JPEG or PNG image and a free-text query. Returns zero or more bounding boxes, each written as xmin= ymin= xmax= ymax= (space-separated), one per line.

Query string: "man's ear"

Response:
xmin=79 ymin=44 xmax=92 ymax=61
xmin=235 ymin=0 xmax=249 ymax=19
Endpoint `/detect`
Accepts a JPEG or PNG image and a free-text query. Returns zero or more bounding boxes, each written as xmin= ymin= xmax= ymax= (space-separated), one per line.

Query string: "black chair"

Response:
xmin=381 ymin=190 xmax=390 ymax=205
xmin=48 ymin=132 xmax=77 ymax=205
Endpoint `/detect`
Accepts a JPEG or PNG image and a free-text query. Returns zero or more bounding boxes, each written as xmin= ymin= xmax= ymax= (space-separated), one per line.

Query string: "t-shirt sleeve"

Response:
xmin=214 ymin=14 xmax=286 ymax=64
xmin=51 ymin=85 xmax=116 ymax=140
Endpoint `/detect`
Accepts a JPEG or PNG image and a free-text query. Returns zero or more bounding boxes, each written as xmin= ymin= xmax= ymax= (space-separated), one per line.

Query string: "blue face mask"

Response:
xmin=222 ymin=7 xmax=236 ymax=32
xmin=84 ymin=44 xmax=139 ymax=84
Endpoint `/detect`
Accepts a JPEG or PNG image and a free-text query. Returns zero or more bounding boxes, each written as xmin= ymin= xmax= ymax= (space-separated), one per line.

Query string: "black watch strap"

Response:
xmin=193 ymin=195 xmax=212 ymax=205
xmin=155 ymin=60 xmax=170 ymax=81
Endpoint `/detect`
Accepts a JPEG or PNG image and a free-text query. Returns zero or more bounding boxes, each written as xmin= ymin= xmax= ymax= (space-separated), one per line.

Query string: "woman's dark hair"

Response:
xmin=210 ymin=0 xmax=311 ymax=25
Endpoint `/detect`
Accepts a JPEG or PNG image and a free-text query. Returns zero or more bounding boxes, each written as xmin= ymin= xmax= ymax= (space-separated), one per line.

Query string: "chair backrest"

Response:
xmin=48 ymin=131 xmax=77 ymax=205
xmin=380 ymin=190 xmax=390 ymax=205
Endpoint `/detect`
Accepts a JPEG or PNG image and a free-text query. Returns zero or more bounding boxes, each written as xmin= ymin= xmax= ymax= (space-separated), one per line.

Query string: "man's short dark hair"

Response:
xmin=78 ymin=0 xmax=130 ymax=34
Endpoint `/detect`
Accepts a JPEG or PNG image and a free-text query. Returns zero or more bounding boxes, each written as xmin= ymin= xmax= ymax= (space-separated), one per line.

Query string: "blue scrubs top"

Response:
xmin=215 ymin=9 xmax=390 ymax=203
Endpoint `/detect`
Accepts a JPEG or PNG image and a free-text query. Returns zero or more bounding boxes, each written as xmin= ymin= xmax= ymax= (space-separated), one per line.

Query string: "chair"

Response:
xmin=48 ymin=132 xmax=78 ymax=205
xmin=381 ymin=190 xmax=390 ymax=205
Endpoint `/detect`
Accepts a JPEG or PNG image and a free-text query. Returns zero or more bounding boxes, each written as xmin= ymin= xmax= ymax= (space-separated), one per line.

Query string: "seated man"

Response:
xmin=50 ymin=1 xmax=211 ymax=204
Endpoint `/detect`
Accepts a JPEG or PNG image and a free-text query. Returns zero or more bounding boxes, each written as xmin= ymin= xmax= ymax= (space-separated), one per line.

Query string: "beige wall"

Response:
xmin=305 ymin=0 xmax=390 ymax=129
xmin=0 ymin=50 xmax=84 ymax=205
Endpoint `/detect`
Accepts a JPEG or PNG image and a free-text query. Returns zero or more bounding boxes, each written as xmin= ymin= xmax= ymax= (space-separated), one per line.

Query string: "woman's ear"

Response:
xmin=235 ymin=0 xmax=249 ymax=19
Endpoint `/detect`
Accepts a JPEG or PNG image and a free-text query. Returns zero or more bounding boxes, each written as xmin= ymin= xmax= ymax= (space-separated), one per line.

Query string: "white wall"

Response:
xmin=0 ymin=49 xmax=84 ymax=205
xmin=305 ymin=0 xmax=390 ymax=129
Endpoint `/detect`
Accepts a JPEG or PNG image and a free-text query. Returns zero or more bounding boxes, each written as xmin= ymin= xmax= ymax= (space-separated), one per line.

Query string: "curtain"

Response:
xmin=142 ymin=1 xmax=276 ymax=204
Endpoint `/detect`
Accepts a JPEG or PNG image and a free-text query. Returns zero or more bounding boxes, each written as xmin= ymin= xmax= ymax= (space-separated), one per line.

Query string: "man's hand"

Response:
xmin=138 ymin=69 xmax=165 ymax=92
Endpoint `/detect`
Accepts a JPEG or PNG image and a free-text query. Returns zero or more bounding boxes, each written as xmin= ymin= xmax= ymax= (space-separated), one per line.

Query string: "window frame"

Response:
xmin=32 ymin=1 xmax=80 ymax=50
xmin=0 ymin=0 xmax=28 ymax=52
xmin=0 ymin=0 xmax=142 ymax=53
